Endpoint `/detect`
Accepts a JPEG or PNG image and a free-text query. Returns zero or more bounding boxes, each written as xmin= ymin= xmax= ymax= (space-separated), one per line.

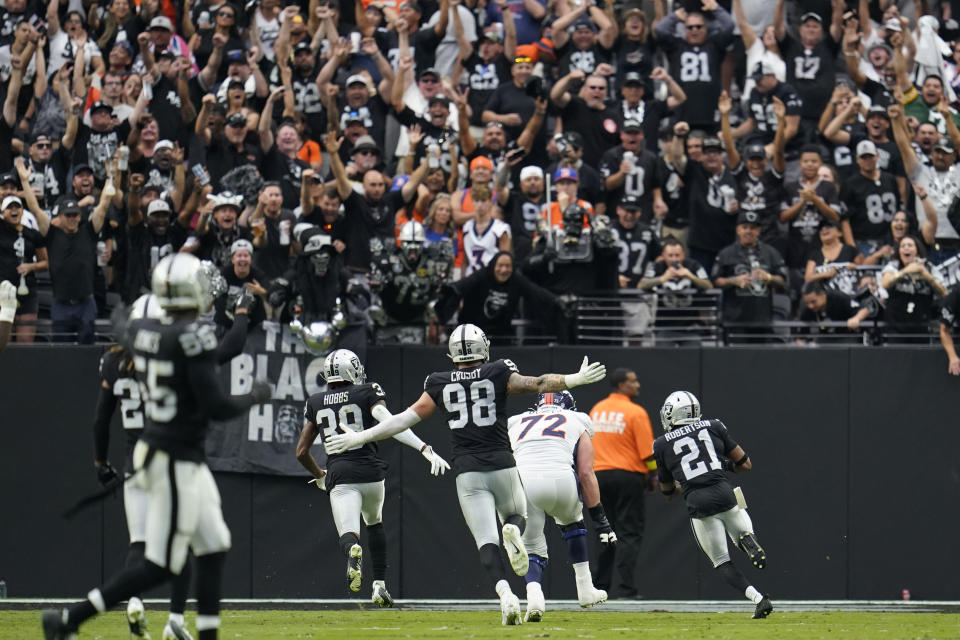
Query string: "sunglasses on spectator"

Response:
xmin=218 ymin=11 xmax=235 ymax=18
xmin=356 ymin=149 xmax=378 ymax=156
xmin=419 ymin=77 xmax=439 ymax=84
xmin=514 ymin=56 xmax=532 ymax=64
xmin=34 ymin=142 xmax=51 ymax=148
xmin=686 ymin=24 xmax=704 ymax=30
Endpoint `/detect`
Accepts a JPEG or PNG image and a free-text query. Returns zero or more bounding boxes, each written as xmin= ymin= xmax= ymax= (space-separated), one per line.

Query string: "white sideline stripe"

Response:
xmin=6 ymin=599 xmax=960 ymax=605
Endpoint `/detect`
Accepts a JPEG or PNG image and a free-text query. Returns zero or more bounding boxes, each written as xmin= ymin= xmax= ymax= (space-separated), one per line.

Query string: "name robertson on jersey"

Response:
xmin=324 ymin=391 xmax=349 ymax=405
xmin=450 ymin=369 xmax=482 ymax=382
xmin=663 ymin=420 xmax=709 ymax=441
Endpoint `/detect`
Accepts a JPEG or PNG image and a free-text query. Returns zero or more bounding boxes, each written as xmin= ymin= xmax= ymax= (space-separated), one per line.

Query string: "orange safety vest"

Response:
xmin=589 ymin=392 xmax=655 ymax=474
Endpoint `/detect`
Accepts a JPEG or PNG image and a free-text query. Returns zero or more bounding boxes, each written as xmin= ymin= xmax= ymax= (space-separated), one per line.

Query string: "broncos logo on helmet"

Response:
xmin=536 ymin=390 xmax=577 ymax=411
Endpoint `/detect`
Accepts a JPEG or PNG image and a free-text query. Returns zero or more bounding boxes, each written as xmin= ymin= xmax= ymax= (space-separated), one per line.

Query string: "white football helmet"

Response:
xmin=660 ymin=391 xmax=701 ymax=431
xmin=398 ymin=220 xmax=426 ymax=264
xmin=151 ymin=253 xmax=211 ymax=311
xmin=448 ymin=323 xmax=490 ymax=364
xmin=323 ymin=349 xmax=366 ymax=384
xmin=128 ymin=293 xmax=168 ymax=321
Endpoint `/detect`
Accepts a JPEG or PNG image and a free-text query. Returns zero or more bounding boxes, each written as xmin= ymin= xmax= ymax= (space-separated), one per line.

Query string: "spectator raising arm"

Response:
xmin=552 ymin=2 xmax=590 ymax=51
xmin=14 ymin=158 xmax=50 ymax=236
xmin=550 ymin=69 xmax=586 ymax=109
xmin=259 ymin=87 xmax=288 ymax=152
xmin=326 ymin=132 xmax=352 ymax=200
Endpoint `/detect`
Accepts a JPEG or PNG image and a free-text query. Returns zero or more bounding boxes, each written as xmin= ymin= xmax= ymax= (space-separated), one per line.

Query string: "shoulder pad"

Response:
xmin=501 ymin=358 xmax=520 ymax=374
xmin=579 ymin=412 xmax=595 ymax=438
xmin=370 ymin=382 xmax=387 ymax=398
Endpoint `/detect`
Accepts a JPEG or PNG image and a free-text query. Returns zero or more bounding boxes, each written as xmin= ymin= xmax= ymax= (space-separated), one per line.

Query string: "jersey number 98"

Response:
xmin=442 ymin=380 xmax=497 ymax=429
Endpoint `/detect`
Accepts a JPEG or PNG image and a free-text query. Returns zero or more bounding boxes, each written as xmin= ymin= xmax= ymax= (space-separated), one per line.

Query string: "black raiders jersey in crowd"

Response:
xmin=99 ymin=347 xmax=144 ymax=470
xmin=128 ymin=317 xmax=242 ymax=461
xmin=659 ymin=37 xmax=731 ymax=129
xmin=613 ymin=220 xmax=660 ymax=288
xmin=745 ymin=82 xmax=802 ymax=146
xmin=503 ymin=193 xmax=545 ymax=263
xmin=653 ymin=418 xmax=739 ymax=518
xmin=423 ymin=358 xmax=518 ymax=474
xmin=941 ymin=288 xmax=960 ymax=329
xmin=372 ymin=238 xmax=454 ymax=323
xmin=303 ymin=382 xmax=389 ymax=492
xmin=732 ymin=164 xmax=784 ymax=248
xmin=599 ymin=146 xmax=661 ymax=218
xmin=779 ymin=32 xmax=838 ymax=121
xmin=839 ymin=171 xmax=900 ymax=242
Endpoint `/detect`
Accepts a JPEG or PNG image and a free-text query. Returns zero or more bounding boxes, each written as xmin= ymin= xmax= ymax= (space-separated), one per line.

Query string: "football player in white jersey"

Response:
xmin=507 ymin=391 xmax=613 ymax=622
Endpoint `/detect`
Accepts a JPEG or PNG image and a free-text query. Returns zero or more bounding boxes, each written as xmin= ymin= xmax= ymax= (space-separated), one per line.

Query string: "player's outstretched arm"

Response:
xmin=506 ymin=356 xmax=606 ymax=395
xmin=0 ymin=280 xmax=15 ymax=352
xmin=325 ymin=393 xmax=438 ymax=454
xmin=373 ymin=403 xmax=450 ymax=476
xmin=576 ymin=432 xmax=617 ymax=546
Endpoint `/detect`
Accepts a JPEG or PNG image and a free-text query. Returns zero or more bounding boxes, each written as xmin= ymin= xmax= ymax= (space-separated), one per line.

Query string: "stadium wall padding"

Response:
xmin=0 ymin=345 xmax=956 ymax=601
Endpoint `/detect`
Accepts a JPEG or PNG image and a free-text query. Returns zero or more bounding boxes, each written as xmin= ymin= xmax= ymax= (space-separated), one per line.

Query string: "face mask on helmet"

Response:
xmin=323 ymin=348 xmax=366 ymax=384
xmin=447 ymin=323 xmax=490 ymax=363
xmin=310 ymin=251 xmax=331 ymax=276
xmin=562 ymin=204 xmax=585 ymax=244
xmin=536 ymin=390 xmax=576 ymax=412
xmin=401 ymin=240 xmax=423 ymax=264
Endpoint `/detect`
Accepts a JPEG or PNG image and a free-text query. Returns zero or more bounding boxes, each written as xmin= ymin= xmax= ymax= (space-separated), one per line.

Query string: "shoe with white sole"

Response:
xmin=162 ymin=619 xmax=193 ymax=640
xmin=524 ymin=586 xmax=545 ymax=622
xmin=499 ymin=591 xmax=522 ymax=626
xmin=347 ymin=544 xmax=363 ymax=592
xmin=501 ymin=524 xmax=528 ymax=577
xmin=127 ymin=597 xmax=150 ymax=639
xmin=371 ymin=580 xmax=394 ymax=607
xmin=577 ymin=584 xmax=608 ymax=608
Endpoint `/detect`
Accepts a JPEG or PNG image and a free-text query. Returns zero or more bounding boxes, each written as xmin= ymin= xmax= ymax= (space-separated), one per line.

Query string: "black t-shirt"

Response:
xmin=685 ymin=161 xmax=739 ymax=252
xmin=263 ymin=147 xmax=309 ymax=210
xmin=653 ymin=418 xmax=739 ymax=518
xmin=72 ymin=121 xmax=133 ymax=183
xmin=483 ymin=82 xmax=546 ymax=165
xmin=99 ymin=348 xmax=143 ymax=470
xmin=124 ymin=222 xmax=187 ymax=303
xmin=0 ymin=222 xmax=45 ymax=290
xmin=732 ymin=164 xmax=784 ymax=247
xmin=303 ymin=382 xmax=388 ymax=492
xmin=612 ymin=220 xmax=660 ymax=288
xmin=463 ymin=53 xmax=511 ymax=127
xmin=848 ymin=127 xmax=905 ymax=178
xmin=805 ymin=243 xmax=861 ymax=295
xmin=148 ymin=74 xmax=189 ymax=146
xmin=614 ymin=98 xmax=668 ymax=149
xmin=193 ymin=225 xmax=253 ymax=269
xmin=659 ymin=158 xmax=689 ymax=228
xmin=645 ymin=257 xmax=711 ymax=326
xmin=502 ymin=192 xmax=544 ymax=263
xmin=614 ymin=38 xmax=656 ymax=93
xmin=291 ymin=73 xmax=326 ymax=143
xmin=342 ymin=190 xmax=406 ymax=272
xmin=780 ymin=33 xmax=839 ymax=120
xmin=395 ymin=105 xmax=458 ymax=176
xmin=940 ymin=288 xmax=960 ymax=329
xmin=214 ymin=264 xmax=267 ymax=329
xmin=746 ymin=82 xmax=803 ymax=146
xmin=252 ymin=210 xmax=297 ymax=278
xmin=556 ymin=42 xmax=613 ymax=80
xmin=782 ymin=179 xmax=841 ymax=267
xmin=599 ymin=145 xmax=660 ymax=218
xmin=839 ymin=171 xmax=900 ymax=242
xmin=712 ymin=241 xmax=787 ymax=323
xmin=884 ymin=260 xmax=944 ymax=327
xmin=337 ymin=95 xmax=390 ymax=150
xmin=46 ymin=221 xmax=99 ymax=301
xmin=423 ymin=358 xmax=519 ymax=475
xmin=375 ymin=26 xmax=443 ymax=77
xmin=205 ymin=135 xmax=264 ymax=190
xmin=0 ymin=117 xmax=13 ymax=173
xmin=659 ymin=38 xmax=731 ymax=129
xmin=559 ymin=96 xmax=621 ymax=167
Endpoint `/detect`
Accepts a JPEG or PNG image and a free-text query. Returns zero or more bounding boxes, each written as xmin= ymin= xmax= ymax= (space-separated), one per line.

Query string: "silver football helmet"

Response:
xmin=322 ymin=349 xmax=366 ymax=384
xmin=398 ymin=220 xmax=426 ymax=264
xmin=447 ymin=323 xmax=490 ymax=364
xmin=660 ymin=391 xmax=702 ymax=431
xmin=128 ymin=293 xmax=168 ymax=321
xmin=151 ymin=254 xmax=212 ymax=311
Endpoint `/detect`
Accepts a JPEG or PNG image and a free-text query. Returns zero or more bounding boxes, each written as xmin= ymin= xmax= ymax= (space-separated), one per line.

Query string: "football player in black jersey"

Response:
xmin=93 ymin=286 xmax=252 ymax=640
xmin=653 ymin=391 xmax=773 ymax=619
xmin=44 ymin=254 xmax=271 ymax=640
xmin=296 ymin=348 xmax=449 ymax=607
xmin=325 ymin=323 xmax=606 ymax=625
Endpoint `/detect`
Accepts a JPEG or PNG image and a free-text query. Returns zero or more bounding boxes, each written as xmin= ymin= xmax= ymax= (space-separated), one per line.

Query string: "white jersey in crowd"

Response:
xmin=507 ymin=406 xmax=594 ymax=473
xmin=463 ymin=217 xmax=511 ymax=276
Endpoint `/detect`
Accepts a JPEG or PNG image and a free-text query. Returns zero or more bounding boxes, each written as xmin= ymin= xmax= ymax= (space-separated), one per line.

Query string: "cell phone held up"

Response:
xmin=191 ymin=164 xmax=210 ymax=186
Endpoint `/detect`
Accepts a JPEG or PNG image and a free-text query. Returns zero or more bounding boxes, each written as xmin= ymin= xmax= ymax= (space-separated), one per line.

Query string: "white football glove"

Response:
xmin=421 ymin=445 xmax=450 ymax=476
xmin=0 ymin=280 xmax=16 ymax=323
xmin=325 ymin=431 xmax=363 ymax=455
xmin=308 ymin=474 xmax=326 ymax=491
xmin=564 ymin=356 xmax=606 ymax=388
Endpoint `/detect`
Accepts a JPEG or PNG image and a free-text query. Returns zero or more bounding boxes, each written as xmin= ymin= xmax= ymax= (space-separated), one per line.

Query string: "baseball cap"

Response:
xmin=736 ymin=210 xmax=761 ymax=226
xmin=226 ymin=49 xmax=248 ymax=64
xmin=1 ymin=195 xmax=23 ymax=210
xmin=520 ymin=166 xmax=543 ymax=181
xmin=227 ymin=78 xmax=246 ymax=90
xmin=225 ymin=112 xmax=247 ymax=127
xmin=884 ymin=18 xmax=902 ymax=32
xmin=553 ymin=167 xmax=579 ymax=182
xmin=147 ymin=199 xmax=172 ymax=215
xmin=0 ymin=172 xmax=17 ymax=186
xmin=702 ymin=137 xmax=724 ymax=152
xmin=856 ymin=139 xmax=878 ymax=157
xmin=623 ymin=71 xmax=644 ymax=87
xmin=58 ymin=197 xmax=82 ymax=216
xmin=622 ymin=118 xmax=642 ymax=132
xmin=114 ymin=40 xmax=134 ymax=56
xmin=418 ymin=67 xmax=440 ymax=80
xmin=482 ymin=24 xmax=504 ymax=43
xmin=572 ymin=16 xmax=597 ymax=32
xmin=294 ymin=41 xmax=313 ymax=55
xmin=800 ymin=12 xmax=823 ymax=24
xmin=469 ymin=156 xmax=494 ymax=171
xmin=744 ymin=143 xmax=766 ymax=159
xmin=345 ymin=74 xmax=369 ymax=87
xmin=157 ymin=48 xmax=176 ymax=60
xmin=231 ymin=239 xmax=254 ymax=255
xmin=73 ymin=163 xmax=94 ymax=174
xmin=934 ymin=136 xmax=956 ymax=153
xmin=514 ymin=44 xmax=539 ymax=64
xmin=148 ymin=15 xmax=174 ymax=31
xmin=352 ymin=134 xmax=380 ymax=153
xmin=619 ymin=194 xmax=641 ymax=211
xmin=818 ymin=217 xmax=841 ymax=230
xmin=866 ymin=105 xmax=890 ymax=120
xmin=89 ymin=100 xmax=113 ymax=115
xmin=399 ymin=0 xmax=422 ymax=13
xmin=342 ymin=110 xmax=365 ymax=126
xmin=154 ymin=139 xmax=174 ymax=152
xmin=751 ymin=59 xmax=777 ymax=80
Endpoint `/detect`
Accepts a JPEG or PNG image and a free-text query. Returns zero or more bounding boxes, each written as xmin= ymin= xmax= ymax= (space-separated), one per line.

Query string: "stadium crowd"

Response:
xmin=0 ymin=0 xmax=959 ymax=359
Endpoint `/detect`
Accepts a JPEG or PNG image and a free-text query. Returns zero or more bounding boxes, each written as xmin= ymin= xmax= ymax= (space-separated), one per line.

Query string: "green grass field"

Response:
xmin=8 ymin=609 xmax=960 ymax=639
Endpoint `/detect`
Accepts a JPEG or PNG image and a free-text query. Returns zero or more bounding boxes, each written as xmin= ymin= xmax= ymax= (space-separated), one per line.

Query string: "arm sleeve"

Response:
xmin=186 ymin=355 xmax=256 ymax=420
xmin=215 ymin=313 xmax=249 ymax=364
xmin=92 ymin=385 xmax=117 ymax=462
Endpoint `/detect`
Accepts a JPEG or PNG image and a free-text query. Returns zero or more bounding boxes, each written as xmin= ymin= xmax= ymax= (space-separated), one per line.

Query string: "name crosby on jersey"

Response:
xmin=450 ymin=368 xmax=483 ymax=381
xmin=663 ymin=419 xmax=710 ymax=441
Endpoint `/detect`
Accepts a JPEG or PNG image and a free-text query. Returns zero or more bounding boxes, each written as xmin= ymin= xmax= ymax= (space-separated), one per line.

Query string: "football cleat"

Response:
xmin=753 ymin=595 xmax=774 ymax=619
xmin=347 ymin=544 xmax=363 ymax=592
xmin=524 ymin=586 xmax=545 ymax=623
xmin=371 ymin=580 xmax=394 ymax=608
xmin=739 ymin=532 xmax=767 ymax=569
xmin=501 ymin=524 xmax=529 ymax=577
xmin=499 ymin=591 xmax=522 ymax=626
xmin=127 ymin=597 xmax=150 ymax=638
xmin=162 ymin=619 xmax=194 ymax=640
xmin=577 ymin=584 xmax=608 ymax=609
xmin=40 ymin=609 xmax=77 ymax=640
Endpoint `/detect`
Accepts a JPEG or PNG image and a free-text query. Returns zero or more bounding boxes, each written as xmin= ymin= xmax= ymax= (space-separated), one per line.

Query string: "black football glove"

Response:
xmin=589 ymin=504 xmax=618 ymax=547
xmin=96 ymin=461 xmax=119 ymax=487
